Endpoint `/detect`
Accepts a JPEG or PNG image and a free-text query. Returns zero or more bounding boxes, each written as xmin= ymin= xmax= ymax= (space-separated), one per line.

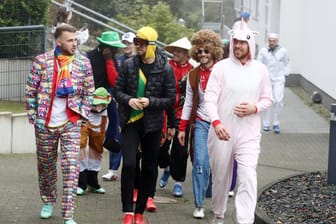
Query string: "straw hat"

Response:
xmin=164 ymin=37 xmax=191 ymax=54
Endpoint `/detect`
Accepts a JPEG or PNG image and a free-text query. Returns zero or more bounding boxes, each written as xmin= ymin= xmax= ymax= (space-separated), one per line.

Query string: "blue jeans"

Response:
xmin=192 ymin=119 xmax=210 ymax=208
xmin=109 ymin=151 xmax=122 ymax=170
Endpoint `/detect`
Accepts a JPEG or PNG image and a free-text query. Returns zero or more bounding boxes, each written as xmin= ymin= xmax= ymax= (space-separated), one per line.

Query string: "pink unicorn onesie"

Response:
xmin=204 ymin=21 xmax=273 ymax=224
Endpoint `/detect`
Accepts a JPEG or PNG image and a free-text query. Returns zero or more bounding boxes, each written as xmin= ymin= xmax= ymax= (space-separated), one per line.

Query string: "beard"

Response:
xmin=61 ymin=47 xmax=76 ymax=56
xmin=233 ymin=48 xmax=249 ymax=61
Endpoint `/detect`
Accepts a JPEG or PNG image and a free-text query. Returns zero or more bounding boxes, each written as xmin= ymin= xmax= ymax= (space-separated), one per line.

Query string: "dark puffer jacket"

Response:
xmin=114 ymin=49 xmax=176 ymax=134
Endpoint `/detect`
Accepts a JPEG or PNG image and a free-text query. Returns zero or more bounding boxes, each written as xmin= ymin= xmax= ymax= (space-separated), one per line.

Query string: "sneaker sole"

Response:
xmin=193 ymin=215 xmax=204 ymax=219
xmin=102 ymin=176 xmax=118 ymax=181
xmin=40 ymin=215 xmax=52 ymax=219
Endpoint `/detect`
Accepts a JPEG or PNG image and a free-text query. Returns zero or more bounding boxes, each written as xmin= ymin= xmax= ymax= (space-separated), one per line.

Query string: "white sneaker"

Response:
xmin=193 ymin=207 xmax=204 ymax=219
xmin=102 ymin=170 xmax=118 ymax=181
xmin=228 ymin=191 xmax=235 ymax=197
xmin=212 ymin=216 xmax=224 ymax=224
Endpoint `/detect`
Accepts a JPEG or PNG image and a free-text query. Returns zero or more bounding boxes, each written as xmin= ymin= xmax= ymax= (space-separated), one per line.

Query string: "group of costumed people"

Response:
xmin=26 ymin=4 xmax=276 ymax=222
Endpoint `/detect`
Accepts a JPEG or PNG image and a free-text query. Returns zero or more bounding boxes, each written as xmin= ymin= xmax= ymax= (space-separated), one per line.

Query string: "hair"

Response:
xmin=54 ymin=24 xmax=77 ymax=39
xmin=190 ymin=29 xmax=223 ymax=62
xmin=53 ymin=6 xmax=71 ymax=26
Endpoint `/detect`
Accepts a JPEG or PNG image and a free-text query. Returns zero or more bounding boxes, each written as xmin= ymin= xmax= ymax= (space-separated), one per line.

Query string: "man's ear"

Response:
xmin=55 ymin=38 xmax=61 ymax=46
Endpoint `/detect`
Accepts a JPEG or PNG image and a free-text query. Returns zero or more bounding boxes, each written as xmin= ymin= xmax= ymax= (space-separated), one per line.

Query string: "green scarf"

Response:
xmin=128 ymin=69 xmax=146 ymax=123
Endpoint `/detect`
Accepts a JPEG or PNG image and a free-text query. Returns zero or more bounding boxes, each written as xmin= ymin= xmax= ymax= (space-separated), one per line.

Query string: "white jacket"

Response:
xmin=257 ymin=45 xmax=290 ymax=83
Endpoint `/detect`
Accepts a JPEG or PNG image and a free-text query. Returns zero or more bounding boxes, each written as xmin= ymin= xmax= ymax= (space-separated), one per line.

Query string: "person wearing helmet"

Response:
xmin=114 ymin=26 xmax=176 ymax=224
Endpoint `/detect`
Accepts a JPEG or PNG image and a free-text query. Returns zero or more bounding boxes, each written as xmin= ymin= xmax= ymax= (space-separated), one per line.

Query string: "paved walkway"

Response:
xmin=0 ymin=87 xmax=330 ymax=224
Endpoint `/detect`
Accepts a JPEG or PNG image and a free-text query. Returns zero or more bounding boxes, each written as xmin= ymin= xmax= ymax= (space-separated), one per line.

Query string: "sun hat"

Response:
xmin=136 ymin=26 xmax=158 ymax=59
xmin=96 ymin=31 xmax=126 ymax=48
xmin=122 ymin=32 xmax=136 ymax=44
xmin=164 ymin=37 xmax=191 ymax=54
xmin=92 ymin=87 xmax=111 ymax=105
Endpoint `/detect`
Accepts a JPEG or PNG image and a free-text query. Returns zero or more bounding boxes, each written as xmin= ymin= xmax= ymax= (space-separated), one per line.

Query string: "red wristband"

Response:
xmin=212 ymin=120 xmax=221 ymax=128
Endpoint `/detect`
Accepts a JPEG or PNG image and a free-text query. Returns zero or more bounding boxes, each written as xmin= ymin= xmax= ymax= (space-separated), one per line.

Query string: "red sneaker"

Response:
xmin=123 ymin=214 xmax=134 ymax=224
xmin=134 ymin=213 xmax=145 ymax=224
xmin=145 ymin=197 xmax=156 ymax=212
xmin=133 ymin=189 xmax=138 ymax=203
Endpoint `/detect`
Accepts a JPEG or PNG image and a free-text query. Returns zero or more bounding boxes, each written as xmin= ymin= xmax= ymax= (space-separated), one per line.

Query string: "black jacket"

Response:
xmin=114 ymin=49 xmax=176 ymax=134
xmin=87 ymin=47 xmax=118 ymax=89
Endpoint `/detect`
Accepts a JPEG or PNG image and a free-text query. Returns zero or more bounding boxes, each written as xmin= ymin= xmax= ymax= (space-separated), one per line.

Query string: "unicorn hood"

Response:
xmin=229 ymin=19 xmax=256 ymax=62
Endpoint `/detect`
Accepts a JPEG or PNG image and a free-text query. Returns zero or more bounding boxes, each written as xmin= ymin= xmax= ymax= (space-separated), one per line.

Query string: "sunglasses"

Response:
xmin=134 ymin=37 xmax=148 ymax=47
xmin=197 ymin=49 xmax=210 ymax=54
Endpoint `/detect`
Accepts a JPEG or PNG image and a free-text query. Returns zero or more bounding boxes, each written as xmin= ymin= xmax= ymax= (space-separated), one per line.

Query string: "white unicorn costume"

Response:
xmin=204 ymin=21 xmax=273 ymax=223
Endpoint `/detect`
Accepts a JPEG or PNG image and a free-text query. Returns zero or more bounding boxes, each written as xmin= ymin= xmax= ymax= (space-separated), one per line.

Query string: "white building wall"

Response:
xmin=279 ymin=0 xmax=305 ymax=74
xmin=281 ymin=0 xmax=336 ymax=99
xmin=237 ymin=0 xmax=336 ymax=100
xmin=280 ymin=0 xmax=336 ymax=99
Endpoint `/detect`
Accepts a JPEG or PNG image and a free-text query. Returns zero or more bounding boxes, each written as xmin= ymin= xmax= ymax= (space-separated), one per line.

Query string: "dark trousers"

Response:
xmin=78 ymin=170 xmax=101 ymax=190
xmin=170 ymin=127 xmax=190 ymax=182
xmin=159 ymin=127 xmax=189 ymax=182
xmin=106 ymin=91 xmax=122 ymax=170
xmin=120 ymin=120 xmax=161 ymax=214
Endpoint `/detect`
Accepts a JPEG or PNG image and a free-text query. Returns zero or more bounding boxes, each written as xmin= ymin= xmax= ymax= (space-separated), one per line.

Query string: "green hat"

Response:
xmin=92 ymin=87 xmax=111 ymax=105
xmin=96 ymin=31 xmax=126 ymax=48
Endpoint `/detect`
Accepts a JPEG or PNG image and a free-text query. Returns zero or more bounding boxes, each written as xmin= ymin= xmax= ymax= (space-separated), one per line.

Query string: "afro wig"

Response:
xmin=190 ymin=29 xmax=223 ymax=62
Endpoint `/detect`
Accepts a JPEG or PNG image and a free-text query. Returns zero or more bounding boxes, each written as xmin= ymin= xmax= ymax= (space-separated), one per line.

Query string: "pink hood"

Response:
xmin=229 ymin=20 xmax=256 ymax=62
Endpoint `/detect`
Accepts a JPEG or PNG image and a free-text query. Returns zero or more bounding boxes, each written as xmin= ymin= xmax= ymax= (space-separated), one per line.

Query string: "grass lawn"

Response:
xmin=0 ymin=101 xmax=26 ymax=113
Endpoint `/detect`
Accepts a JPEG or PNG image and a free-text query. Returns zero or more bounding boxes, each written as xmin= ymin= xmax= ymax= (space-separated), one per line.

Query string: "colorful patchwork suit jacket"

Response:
xmin=25 ymin=49 xmax=95 ymax=129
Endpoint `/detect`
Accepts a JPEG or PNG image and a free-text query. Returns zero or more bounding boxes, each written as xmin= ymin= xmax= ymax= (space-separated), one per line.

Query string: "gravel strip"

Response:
xmin=257 ymin=171 xmax=336 ymax=224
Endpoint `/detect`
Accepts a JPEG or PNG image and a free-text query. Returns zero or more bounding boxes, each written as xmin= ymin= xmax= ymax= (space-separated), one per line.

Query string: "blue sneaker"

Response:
xmin=159 ymin=170 xmax=170 ymax=188
xmin=273 ymin=125 xmax=280 ymax=134
xmin=40 ymin=203 xmax=53 ymax=219
xmin=173 ymin=183 xmax=183 ymax=197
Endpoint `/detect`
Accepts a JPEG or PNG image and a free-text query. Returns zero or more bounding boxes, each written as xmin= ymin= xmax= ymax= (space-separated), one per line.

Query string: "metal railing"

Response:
xmin=0 ymin=25 xmax=46 ymax=102
xmin=51 ymin=0 xmax=167 ymax=48
xmin=0 ymin=0 xmax=171 ymax=102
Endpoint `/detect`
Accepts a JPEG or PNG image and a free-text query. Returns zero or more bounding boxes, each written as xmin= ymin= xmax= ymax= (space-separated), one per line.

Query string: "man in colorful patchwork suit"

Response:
xmin=25 ymin=24 xmax=95 ymax=224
